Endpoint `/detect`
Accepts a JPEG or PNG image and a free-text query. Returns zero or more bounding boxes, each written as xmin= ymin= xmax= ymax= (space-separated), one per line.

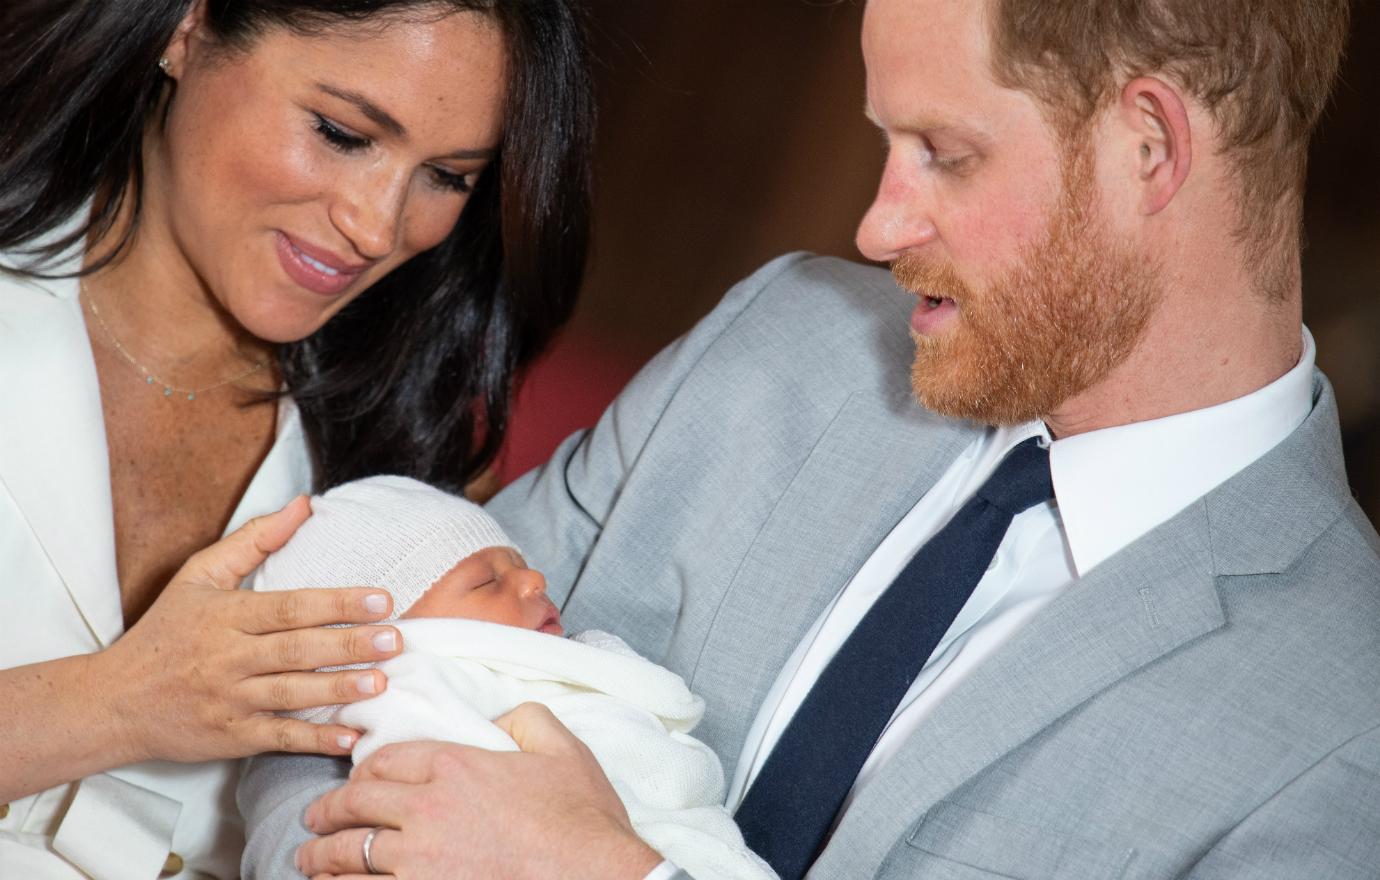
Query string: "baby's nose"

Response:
xmin=517 ymin=568 xmax=548 ymax=596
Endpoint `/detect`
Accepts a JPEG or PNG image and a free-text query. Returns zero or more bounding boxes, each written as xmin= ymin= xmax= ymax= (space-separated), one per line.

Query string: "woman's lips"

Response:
xmin=275 ymin=231 xmax=366 ymax=296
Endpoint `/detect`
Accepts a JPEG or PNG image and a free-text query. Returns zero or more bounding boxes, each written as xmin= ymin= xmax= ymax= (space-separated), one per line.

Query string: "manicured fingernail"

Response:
xmin=372 ymin=631 xmax=397 ymax=653
xmin=337 ymin=734 xmax=355 ymax=750
xmin=364 ymin=594 xmax=388 ymax=614
xmin=356 ymin=674 xmax=377 ymax=695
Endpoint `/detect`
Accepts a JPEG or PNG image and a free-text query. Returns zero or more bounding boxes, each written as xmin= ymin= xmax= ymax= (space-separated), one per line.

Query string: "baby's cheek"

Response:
xmin=400 ymin=583 xmax=466 ymax=619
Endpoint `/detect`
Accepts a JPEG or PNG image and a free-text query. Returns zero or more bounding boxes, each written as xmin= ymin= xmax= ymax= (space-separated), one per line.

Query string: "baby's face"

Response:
xmin=402 ymin=546 xmax=563 ymax=635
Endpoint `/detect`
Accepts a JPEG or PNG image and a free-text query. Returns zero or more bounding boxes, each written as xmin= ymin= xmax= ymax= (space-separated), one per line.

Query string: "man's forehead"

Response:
xmin=861 ymin=0 xmax=1018 ymax=133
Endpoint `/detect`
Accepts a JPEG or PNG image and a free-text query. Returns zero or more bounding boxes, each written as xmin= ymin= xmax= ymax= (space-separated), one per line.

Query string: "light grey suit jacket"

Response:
xmin=240 ymin=253 xmax=1380 ymax=879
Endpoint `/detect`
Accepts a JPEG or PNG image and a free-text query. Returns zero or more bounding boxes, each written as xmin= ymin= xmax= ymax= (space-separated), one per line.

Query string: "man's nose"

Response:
xmin=330 ymin=166 xmax=408 ymax=261
xmin=855 ymin=156 xmax=937 ymax=263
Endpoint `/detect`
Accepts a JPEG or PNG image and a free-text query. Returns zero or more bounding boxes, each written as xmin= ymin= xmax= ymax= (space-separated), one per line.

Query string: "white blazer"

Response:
xmin=0 ymin=254 xmax=313 ymax=880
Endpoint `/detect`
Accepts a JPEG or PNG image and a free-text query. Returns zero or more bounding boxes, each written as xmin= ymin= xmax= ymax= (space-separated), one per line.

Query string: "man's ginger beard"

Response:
xmin=893 ymin=140 xmax=1162 ymax=426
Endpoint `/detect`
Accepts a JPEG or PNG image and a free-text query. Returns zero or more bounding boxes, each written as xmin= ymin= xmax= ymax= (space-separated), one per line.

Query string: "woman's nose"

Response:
xmin=330 ymin=167 xmax=408 ymax=260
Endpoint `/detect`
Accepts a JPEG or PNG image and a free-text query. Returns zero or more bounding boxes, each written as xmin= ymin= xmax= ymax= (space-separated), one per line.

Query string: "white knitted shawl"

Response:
xmin=323 ymin=618 xmax=777 ymax=880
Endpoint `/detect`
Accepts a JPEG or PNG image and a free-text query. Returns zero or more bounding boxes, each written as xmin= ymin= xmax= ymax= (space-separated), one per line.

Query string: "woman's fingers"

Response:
xmin=241 ymin=669 xmax=387 ymax=711
xmin=181 ymin=496 xmax=312 ymax=589
xmin=246 ymin=715 xmax=360 ymax=757
xmin=245 ymin=624 xmax=400 ymax=673
xmin=102 ymin=496 xmax=402 ymax=764
xmin=235 ymin=588 xmax=393 ymax=635
xmin=297 ymin=825 xmax=402 ymax=879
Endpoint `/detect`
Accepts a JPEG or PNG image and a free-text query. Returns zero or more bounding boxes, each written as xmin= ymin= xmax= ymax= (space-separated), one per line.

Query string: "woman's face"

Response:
xmin=151 ymin=8 xmax=506 ymax=343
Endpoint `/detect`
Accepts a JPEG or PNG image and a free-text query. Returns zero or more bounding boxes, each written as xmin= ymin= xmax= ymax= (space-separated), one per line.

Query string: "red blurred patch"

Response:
xmin=496 ymin=331 xmax=646 ymax=485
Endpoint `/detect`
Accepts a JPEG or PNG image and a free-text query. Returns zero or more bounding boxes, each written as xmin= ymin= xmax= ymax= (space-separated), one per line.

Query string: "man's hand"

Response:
xmin=297 ymin=702 xmax=665 ymax=880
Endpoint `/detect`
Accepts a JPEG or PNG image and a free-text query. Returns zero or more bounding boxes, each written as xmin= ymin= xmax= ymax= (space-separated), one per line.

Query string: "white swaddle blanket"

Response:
xmin=309 ymin=618 xmax=775 ymax=880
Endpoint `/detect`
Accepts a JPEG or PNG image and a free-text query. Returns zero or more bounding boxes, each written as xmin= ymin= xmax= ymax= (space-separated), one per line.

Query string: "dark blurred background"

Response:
xmin=499 ymin=0 xmax=1380 ymax=526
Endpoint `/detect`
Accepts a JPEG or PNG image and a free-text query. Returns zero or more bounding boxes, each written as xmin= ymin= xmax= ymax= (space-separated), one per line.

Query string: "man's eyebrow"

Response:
xmin=863 ymin=100 xmax=978 ymax=139
xmin=316 ymin=83 xmax=407 ymax=137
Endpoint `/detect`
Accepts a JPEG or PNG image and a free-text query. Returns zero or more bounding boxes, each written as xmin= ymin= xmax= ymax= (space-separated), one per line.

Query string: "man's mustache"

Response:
xmin=891 ymin=253 xmax=970 ymax=304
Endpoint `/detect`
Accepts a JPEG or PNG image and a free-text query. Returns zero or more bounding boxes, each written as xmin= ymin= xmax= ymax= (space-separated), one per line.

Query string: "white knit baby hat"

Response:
xmin=251 ymin=475 xmax=518 ymax=620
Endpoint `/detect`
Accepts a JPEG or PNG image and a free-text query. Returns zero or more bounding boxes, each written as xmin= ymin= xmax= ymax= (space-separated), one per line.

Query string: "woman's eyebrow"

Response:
xmin=314 ymin=82 xmax=497 ymax=161
xmin=316 ymin=82 xmax=405 ymax=136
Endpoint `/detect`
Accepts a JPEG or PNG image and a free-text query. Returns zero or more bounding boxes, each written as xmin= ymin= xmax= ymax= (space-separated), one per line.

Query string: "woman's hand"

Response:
xmin=0 ymin=496 xmax=406 ymax=803
xmin=296 ymin=703 xmax=664 ymax=880
xmin=100 ymin=495 xmax=404 ymax=765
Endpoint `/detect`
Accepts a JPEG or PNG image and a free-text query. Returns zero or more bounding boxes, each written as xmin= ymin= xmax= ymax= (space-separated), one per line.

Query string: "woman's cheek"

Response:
xmin=402 ymin=192 xmax=468 ymax=254
xmin=256 ymin=132 xmax=340 ymax=204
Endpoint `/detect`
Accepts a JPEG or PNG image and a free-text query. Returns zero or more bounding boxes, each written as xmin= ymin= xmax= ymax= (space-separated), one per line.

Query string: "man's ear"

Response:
xmin=1117 ymin=76 xmax=1192 ymax=216
xmin=161 ymin=0 xmax=209 ymax=80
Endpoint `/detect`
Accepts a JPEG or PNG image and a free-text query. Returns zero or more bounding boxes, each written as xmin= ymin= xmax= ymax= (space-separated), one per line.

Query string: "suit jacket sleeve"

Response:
xmin=486 ymin=251 xmax=812 ymax=605
xmin=238 ymin=753 xmax=348 ymax=879
xmin=235 ymin=253 xmax=811 ymax=877
xmin=1184 ymin=722 xmax=1380 ymax=880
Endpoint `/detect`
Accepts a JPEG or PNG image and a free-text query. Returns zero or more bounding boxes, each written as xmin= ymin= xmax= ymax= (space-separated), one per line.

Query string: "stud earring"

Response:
xmin=158 ymin=57 xmax=172 ymax=74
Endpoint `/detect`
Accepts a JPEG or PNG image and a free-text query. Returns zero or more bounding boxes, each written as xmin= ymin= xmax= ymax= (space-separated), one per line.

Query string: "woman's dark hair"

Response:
xmin=0 ymin=0 xmax=593 ymax=494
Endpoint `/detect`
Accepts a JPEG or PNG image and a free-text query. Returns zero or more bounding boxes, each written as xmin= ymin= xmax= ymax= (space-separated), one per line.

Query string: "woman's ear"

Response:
xmin=1117 ymin=76 xmax=1193 ymax=216
xmin=160 ymin=0 xmax=210 ymax=80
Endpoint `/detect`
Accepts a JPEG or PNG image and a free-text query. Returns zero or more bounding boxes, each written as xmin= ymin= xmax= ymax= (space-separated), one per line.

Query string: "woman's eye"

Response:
xmin=313 ymin=114 xmax=370 ymax=153
xmin=427 ymin=166 xmax=476 ymax=195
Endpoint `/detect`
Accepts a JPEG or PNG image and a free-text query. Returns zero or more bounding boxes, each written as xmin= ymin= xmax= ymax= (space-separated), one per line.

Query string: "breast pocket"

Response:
xmin=879 ymin=801 xmax=1135 ymax=880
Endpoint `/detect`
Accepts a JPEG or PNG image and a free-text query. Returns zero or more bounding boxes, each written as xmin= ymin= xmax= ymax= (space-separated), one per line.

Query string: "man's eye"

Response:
xmin=935 ymin=155 xmax=974 ymax=173
xmin=313 ymin=114 xmax=370 ymax=153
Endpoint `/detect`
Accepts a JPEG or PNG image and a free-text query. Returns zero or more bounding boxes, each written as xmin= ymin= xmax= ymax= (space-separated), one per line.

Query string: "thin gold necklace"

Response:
xmin=81 ymin=281 xmax=270 ymax=401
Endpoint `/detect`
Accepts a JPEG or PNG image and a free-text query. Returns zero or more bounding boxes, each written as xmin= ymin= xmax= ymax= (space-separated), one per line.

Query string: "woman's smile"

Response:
xmin=146 ymin=12 xmax=505 ymax=342
xmin=274 ymin=231 xmax=369 ymax=297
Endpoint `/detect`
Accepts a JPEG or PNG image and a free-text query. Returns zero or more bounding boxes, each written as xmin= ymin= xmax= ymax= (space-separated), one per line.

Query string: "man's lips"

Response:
xmin=910 ymin=294 xmax=959 ymax=335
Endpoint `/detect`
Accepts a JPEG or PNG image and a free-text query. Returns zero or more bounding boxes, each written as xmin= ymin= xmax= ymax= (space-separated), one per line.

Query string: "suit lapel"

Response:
xmin=0 ymin=273 xmax=122 ymax=647
xmin=688 ymin=390 xmax=974 ymax=777
xmin=812 ymin=372 xmax=1350 ymax=878
xmin=812 ymin=501 xmax=1224 ymax=876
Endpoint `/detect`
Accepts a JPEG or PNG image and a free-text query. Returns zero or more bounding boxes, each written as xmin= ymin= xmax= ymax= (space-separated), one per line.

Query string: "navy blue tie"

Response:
xmin=735 ymin=438 xmax=1053 ymax=879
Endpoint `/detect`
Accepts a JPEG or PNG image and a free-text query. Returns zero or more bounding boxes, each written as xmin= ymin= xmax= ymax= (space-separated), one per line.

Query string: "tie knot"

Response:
xmin=976 ymin=437 xmax=1053 ymax=514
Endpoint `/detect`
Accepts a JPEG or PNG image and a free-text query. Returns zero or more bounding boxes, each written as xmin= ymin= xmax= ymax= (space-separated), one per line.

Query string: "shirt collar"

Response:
xmin=7 ymin=212 xmax=1319 ymax=583
xmin=1043 ymin=328 xmax=1317 ymax=576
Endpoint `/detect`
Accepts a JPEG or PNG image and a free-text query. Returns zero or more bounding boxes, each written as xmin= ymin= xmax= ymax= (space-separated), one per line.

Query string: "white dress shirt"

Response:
xmin=723 ymin=329 xmax=1317 ymax=838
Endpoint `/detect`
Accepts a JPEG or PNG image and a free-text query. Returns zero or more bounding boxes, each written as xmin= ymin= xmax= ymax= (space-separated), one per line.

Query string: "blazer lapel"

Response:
xmin=812 ymin=372 xmax=1351 ymax=878
xmin=688 ymin=389 xmax=974 ymax=777
xmin=0 ymin=273 xmax=122 ymax=647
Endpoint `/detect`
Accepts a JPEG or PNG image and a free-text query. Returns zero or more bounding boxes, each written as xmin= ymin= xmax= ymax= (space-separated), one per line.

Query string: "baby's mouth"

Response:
xmin=538 ymin=607 xmax=564 ymax=636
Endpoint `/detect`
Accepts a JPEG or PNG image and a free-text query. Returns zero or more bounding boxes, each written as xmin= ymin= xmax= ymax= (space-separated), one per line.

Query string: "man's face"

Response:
xmin=856 ymin=0 xmax=1160 ymax=426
